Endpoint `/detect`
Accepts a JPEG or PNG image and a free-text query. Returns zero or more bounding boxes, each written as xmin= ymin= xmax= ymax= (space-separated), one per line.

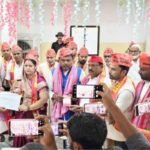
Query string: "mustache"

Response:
xmin=89 ymin=69 xmax=93 ymax=72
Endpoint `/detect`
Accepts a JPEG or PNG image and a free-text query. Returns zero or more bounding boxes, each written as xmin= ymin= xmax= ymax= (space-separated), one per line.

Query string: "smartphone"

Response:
xmin=51 ymin=123 xmax=63 ymax=136
xmin=9 ymin=119 xmax=44 ymax=136
xmin=63 ymin=97 xmax=78 ymax=106
xmin=72 ymin=85 xmax=103 ymax=99
xmin=84 ymin=103 xmax=106 ymax=114
xmin=135 ymin=102 xmax=150 ymax=116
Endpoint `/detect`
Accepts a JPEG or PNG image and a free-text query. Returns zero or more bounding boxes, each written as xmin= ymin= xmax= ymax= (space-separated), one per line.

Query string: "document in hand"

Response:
xmin=0 ymin=92 xmax=21 ymax=111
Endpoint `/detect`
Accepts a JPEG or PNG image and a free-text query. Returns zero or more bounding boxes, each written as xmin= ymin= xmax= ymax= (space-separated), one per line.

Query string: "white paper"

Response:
xmin=0 ymin=120 xmax=8 ymax=134
xmin=0 ymin=92 xmax=21 ymax=111
xmin=63 ymin=97 xmax=71 ymax=106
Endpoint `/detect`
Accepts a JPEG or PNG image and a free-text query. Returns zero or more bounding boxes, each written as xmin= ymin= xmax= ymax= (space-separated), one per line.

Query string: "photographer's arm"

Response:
xmin=98 ymin=84 xmax=150 ymax=149
xmin=36 ymin=115 xmax=57 ymax=150
xmin=98 ymin=83 xmax=145 ymax=138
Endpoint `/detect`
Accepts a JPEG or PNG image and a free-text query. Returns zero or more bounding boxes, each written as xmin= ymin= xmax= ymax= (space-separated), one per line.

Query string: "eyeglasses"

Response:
xmin=104 ymin=55 xmax=111 ymax=58
xmin=128 ymin=50 xmax=140 ymax=54
xmin=13 ymin=53 xmax=21 ymax=56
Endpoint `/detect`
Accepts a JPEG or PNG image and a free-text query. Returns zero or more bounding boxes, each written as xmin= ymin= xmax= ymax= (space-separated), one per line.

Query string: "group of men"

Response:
xmin=0 ymin=31 xmax=150 ymax=149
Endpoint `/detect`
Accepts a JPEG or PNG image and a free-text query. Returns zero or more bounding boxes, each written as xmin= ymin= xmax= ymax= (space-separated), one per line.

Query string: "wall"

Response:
xmin=1 ymin=0 xmax=149 ymax=62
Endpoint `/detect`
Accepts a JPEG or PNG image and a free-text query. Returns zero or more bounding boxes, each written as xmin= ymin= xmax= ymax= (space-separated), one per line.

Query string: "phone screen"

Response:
xmin=51 ymin=123 xmax=59 ymax=136
xmin=51 ymin=123 xmax=63 ymax=136
xmin=76 ymin=85 xmax=95 ymax=98
xmin=72 ymin=85 xmax=102 ymax=99
xmin=84 ymin=103 xmax=106 ymax=114
xmin=10 ymin=119 xmax=40 ymax=136
xmin=135 ymin=102 xmax=150 ymax=116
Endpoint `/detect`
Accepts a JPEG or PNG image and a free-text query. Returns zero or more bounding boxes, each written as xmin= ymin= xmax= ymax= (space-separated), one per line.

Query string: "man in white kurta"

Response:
xmin=107 ymin=53 xmax=135 ymax=149
xmin=103 ymin=48 xmax=114 ymax=87
xmin=79 ymin=56 xmax=104 ymax=107
xmin=5 ymin=45 xmax=24 ymax=82
xmin=128 ymin=44 xmax=141 ymax=86
xmin=0 ymin=42 xmax=13 ymax=82
xmin=39 ymin=49 xmax=58 ymax=116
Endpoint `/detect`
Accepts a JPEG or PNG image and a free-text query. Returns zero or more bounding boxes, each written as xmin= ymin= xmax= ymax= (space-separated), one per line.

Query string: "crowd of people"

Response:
xmin=0 ymin=31 xmax=150 ymax=150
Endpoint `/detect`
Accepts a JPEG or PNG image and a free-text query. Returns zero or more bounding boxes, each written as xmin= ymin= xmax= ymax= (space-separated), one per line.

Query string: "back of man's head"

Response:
xmin=67 ymin=112 xmax=107 ymax=150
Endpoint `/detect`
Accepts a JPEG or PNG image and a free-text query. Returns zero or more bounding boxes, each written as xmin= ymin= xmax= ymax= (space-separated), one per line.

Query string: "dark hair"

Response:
xmin=2 ymin=79 xmax=10 ymax=91
xmin=67 ymin=112 xmax=107 ymax=149
xmin=119 ymin=65 xmax=129 ymax=75
xmin=25 ymin=59 xmax=37 ymax=66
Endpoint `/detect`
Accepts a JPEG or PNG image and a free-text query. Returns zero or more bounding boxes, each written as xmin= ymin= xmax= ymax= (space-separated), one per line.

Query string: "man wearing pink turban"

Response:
xmin=0 ymin=42 xmax=13 ymax=82
xmin=5 ymin=44 xmax=24 ymax=83
xmin=77 ymin=47 xmax=89 ymax=74
xmin=39 ymin=49 xmax=57 ymax=116
xmin=51 ymin=47 xmax=85 ymax=121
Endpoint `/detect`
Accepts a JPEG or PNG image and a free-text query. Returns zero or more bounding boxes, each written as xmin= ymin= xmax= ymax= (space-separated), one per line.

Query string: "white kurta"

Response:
xmin=5 ymin=62 xmax=24 ymax=80
xmin=0 ymin=59 xmax=12 ymax=81
xmin=128 ymin=60 xmax=141 ymax=86
xmin=39 ymin=62 xmax=54 ymax=90
xmin=103 ymin=66 xmax=112 ymax=87
xmin=107 ymin=77 xmax=135 ymax=141
xmin=39 ymin=62 xmax=54 ymax=116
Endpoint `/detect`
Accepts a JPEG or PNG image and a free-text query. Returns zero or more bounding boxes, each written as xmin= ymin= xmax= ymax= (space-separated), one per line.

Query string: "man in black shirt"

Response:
xmin=51 ymin=32 xmax=65 ymax=53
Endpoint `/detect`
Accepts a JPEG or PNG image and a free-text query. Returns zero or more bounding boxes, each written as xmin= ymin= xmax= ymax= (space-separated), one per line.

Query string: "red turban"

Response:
xmin=103 ymin=48 xmax=113 ymax=55
xmin=28 ymin=48 xmax=39 ymax=57
xmin=78 ymin=47 xmax=88 ymax=55
xmin=67 ymin=41 xmax=77 ymax=49
xmin=63 ymin=37 xmax=74 ymax=44
xmin=139 ymin=52 xmax=150 ymax=68
xmin=59 ymin=47 xmax=73 ymax=58
xmin=111 ymin=53 xmax=132 ymax=67
xmin=1 ymin=42 xmax=10 ymax=51
xmin=12 ymin=45 xmax=22 ymax=52
xmin=88 ymin=56 xmax=103 ymax=64
xmin=46 ymin=49 xmax=56 ymax=57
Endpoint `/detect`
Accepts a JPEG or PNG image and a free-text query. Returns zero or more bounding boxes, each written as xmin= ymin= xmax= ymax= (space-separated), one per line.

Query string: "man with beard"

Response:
xmin=128 ymin=43 xmax=141 ymax=86
xmin=69 ymin=56 xmax=104 ymax=112
xmin=103 ymin=48 xmax=113 ymax=86
xmin=77 ymin=47 xmax=89 ymax=74
xmin=106 ymin=53 xmax=135 ymax=149
xmin=132 ymin=52 xmax=150 ymax=130
xmin=51 ymin=47 xmax=85 ymax=121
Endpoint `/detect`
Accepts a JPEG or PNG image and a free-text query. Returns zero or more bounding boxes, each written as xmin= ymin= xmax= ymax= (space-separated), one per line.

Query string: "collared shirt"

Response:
xmin=140 ymin=81 xmax=150 ymax=100
xmin=128 ymin=59 xmax=141 ymax=86
xmin=51 ymin=41 xmax=65 ymax=53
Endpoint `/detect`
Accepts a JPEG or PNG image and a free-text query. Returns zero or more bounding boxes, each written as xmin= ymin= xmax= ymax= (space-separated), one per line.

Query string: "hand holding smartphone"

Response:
xmin=51 ymin=122 xmax=64 ymax=136
xmin=9 ymin=119 xmax=44 ymax=136
xmin=72 ymin=85 xmax=103 ymax=99
xmin=84 ymin=102 xmax=106 ymax=115
xmin=135 ymin=101 xmax=150 ymax=116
